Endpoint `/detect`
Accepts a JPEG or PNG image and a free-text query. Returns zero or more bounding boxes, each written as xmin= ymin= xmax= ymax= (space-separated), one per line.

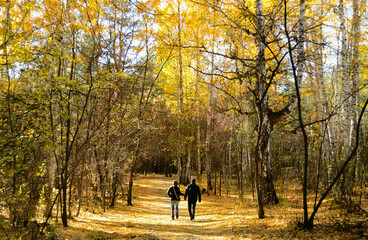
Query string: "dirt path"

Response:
xmin=57 ymin=174 xmax=357 ymax=240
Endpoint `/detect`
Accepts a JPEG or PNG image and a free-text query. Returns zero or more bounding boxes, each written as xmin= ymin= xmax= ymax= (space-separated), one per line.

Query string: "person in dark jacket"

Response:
xmin=167 ymin=180 xmax=184 ymax=220
xmin=184 ymin=178 xmax=201 ymax=220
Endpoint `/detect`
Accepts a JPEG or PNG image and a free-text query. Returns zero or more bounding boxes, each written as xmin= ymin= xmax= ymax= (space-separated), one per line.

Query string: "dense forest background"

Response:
xmin=1 ymin=0 xmax=368 ymax=237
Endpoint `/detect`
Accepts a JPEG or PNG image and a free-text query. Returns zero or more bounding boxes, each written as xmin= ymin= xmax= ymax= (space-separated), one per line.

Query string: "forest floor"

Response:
xmin=2 ymin=174 xmax=367 ymax=239
xmin=50 ymin=174 xmax=368 ymax=240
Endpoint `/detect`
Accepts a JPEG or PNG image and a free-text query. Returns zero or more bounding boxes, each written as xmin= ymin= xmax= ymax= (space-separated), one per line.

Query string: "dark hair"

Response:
xmin=191 ymin=178 xmax=196 ymax=183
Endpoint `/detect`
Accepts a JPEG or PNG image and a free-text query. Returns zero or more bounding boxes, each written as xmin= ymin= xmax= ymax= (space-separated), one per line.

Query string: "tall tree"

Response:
xmin=199 ymin=0 xmax=297 ymax=217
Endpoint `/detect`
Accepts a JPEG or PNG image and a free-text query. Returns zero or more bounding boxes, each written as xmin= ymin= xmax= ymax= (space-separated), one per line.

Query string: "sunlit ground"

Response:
xmin=49 ymin=174 xmax=364 ymax=239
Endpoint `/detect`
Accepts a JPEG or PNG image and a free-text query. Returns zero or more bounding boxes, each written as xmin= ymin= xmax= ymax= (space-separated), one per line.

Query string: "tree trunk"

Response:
xmin=61 ymin=95 xmax=72 ymax=227
xmin=127 ymin=148 xmax=138 ymax=206
xmin=205 ymin=119 xmax=213 ymax=190
xmin=297 ymin=0 xmax=307 ymax=224
xmin=186 ymin=144 xmax=192 ymax=184
xmin=307 ymin=97 xmax=368 ymax=228
xmin=101 ymin=100 xmax=111 ymax=212
xmin=195 ymin=41 xmax=201 ymax=178
xmin=61 ymin=33 xmax=77 ymax=227
xmin=284 ymin=0 xmax=309 ymax=226
xmin=44 ymin=153 xmax=56 ymax=218
xmin=219 ymin=167 xmax=222 ymax=196
xmin=127 ymin=166 xmax=134 ymax=206
xmin=255 ymin=160 xmax=264 ymax=219
xmin=177 ymin=156 xmax=183 ymax=183
xmin=238 ymin=145 xmax=243 ymax=200
xmin=110 ymin=171 xmax=118 ymax=208
xmin=176 ymin=0 xmax=185 ymax=185
xmin=75 ymin=155 xmax=85 ymax=217
xmin=255 ymin=112 xmax=278 ymax=208
xmin=227 ymin=136 xmax=232 ymax=196
xmin=61 ymin=171 xmax=68 ymax=227
xmin=350 ymin=0 xmax=361 ymax=190
xmin=338 ymin=0 xmax=350 ymax=149
xmin=214 ymin=170 xmax=217 ymax=196
xmin=254 ymin=0 xmax=268 ymax=218
xmin=127 ymin=131 xmax=140 ymax=206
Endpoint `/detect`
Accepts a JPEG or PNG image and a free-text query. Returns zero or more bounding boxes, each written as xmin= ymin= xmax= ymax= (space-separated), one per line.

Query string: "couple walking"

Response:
xmin=167 ymin=178 xmax=201 ymax=221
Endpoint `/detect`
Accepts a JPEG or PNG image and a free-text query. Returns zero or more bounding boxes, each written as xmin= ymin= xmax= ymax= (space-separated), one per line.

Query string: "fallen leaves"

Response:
xmin=52 ymin=174 xmax=367 ymax=239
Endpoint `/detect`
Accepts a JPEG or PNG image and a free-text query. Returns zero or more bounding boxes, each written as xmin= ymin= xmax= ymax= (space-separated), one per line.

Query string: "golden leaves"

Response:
xmin=52 ymin=174 xmax=360 ymax=239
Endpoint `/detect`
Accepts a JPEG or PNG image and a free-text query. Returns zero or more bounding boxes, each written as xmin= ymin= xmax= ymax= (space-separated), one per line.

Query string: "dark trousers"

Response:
xmin=188 ymin=201 xmax=197 ymax=219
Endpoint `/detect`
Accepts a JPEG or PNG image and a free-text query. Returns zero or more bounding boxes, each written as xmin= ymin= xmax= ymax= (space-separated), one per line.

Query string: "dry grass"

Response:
xmin=50 ymin=174 xmax=367 ymax=239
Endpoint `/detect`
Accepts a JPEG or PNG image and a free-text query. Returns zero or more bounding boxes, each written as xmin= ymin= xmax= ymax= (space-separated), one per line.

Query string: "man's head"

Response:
xmin=191 ymin=178 xmax=196 ymax=183
xmin=173 ymin=180 xmax=178 ymax=186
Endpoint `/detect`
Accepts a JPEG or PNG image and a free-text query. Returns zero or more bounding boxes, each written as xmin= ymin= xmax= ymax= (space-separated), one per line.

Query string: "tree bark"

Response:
xmin=195 ymin=37 xmax=201 ymax=178
xmin=284 ymin=0 xmax=309 ymax=226
xmin=298 ymin=0 xmax=307 ymax=226
xmin=307 ymin=98 xmax=368 ymax=228
xmin=338 ymin=0 xmax=351 ymax=150
xmin=350 ymin=0 xmax=361 ymax=185
xmin=254 ymin=0 xmax=269 ymax=218
xmin=186 ymin=144 xmax=192 ymax=184
xmin=127 ymin=135 xmax=140 ymax=206
xmin=127 ymin=165 xmax=135 ymax=206
xmin=61 ymin=38 xmax=75 ymax=227
xmin=176 ymin=0 xmax=186 ymax=185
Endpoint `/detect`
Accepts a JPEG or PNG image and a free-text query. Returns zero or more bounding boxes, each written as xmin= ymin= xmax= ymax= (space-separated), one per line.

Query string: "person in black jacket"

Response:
xmin=167 ymin=180 xmax=184 ymax=220
xmin=184 ymin=178 xmax=201 ymax=220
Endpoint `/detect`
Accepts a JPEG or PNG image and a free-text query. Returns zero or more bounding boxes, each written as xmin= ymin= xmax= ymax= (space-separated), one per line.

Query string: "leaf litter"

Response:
xmin=55 ymin=174 xmax=366 ymax=239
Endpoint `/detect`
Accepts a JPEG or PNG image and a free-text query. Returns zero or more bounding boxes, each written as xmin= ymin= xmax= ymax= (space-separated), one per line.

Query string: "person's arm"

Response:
xmin=167 ymin=187 xmax=172 ymax=197
xmin=179 ymin=188 xmax=185 ymax=196
xmin=184 ymin=187 xmax=188 ymax=200
xmin=198 ymin=186 xmax=201 ymax=202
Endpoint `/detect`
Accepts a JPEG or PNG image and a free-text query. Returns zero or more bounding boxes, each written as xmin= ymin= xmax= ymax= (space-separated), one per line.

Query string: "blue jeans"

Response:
xmin=171 ymin=200 xmax=179 ymax=219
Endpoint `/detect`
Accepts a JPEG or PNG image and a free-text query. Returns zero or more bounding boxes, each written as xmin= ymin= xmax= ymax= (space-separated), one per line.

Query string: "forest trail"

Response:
xmin=57 ymin=174 xmax=356 ymax=240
